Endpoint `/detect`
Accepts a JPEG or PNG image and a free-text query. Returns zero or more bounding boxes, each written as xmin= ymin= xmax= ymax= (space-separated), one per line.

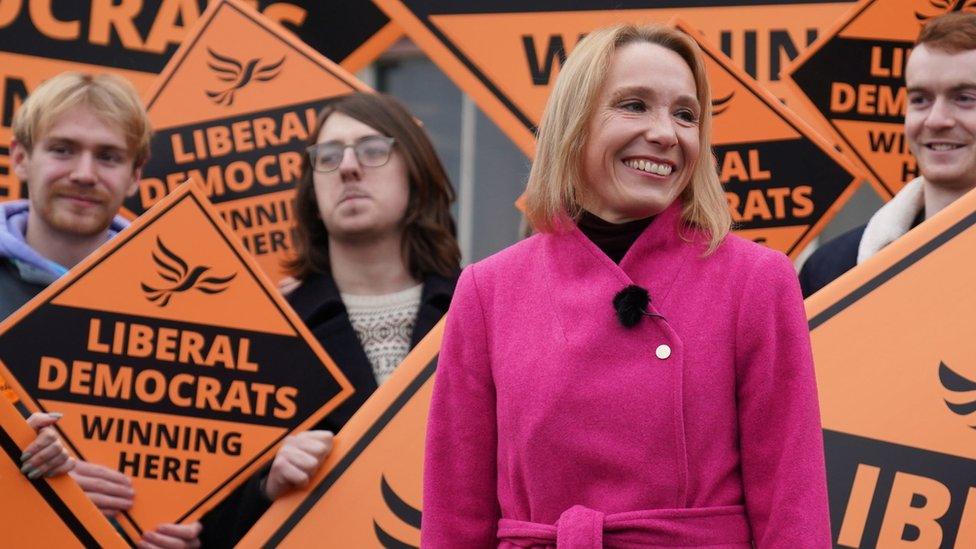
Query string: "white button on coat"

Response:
xmin=655 ymin=344 xmax=671 ymax=360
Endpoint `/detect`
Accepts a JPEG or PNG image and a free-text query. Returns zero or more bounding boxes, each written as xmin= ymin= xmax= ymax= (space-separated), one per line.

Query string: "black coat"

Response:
xmin=287 ymin=270 xmax=456 ymax=433
xmin=798 ymin=225 xmax=865 ymax=299
xmin=0 ymin=258 xmax=47 ymax=319
xmin=199 ymin=270 xmax=457 ymax=548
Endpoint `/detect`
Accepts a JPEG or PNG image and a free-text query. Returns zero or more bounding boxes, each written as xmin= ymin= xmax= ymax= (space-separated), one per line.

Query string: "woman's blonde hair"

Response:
xmin=524 ymin=24 xmax=731 ymax=253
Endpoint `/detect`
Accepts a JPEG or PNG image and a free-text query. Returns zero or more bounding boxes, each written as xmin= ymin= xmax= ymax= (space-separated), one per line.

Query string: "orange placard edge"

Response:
xmin=805 ymin=186 xmax=976 ymax=321
xmin=144 ymin=0 xmax=371 ymax=121
xmin=0 ymin=397 xmax=128 ymax=548
xmin=672 ymin=17 xmax=868 ymax=258
xmin=372 ymin=0 xmax=538 ymax=157
xmin=0 ymin=181 xmax=355 ymax=534
xmin=779 ymin=0 xmax=879 ymax=181
xmin=236 ymin=317 xmax=445 ymax=548
xmin=341 ymin=22 xmax=405 ymax=73
xmin=781 ymin=0 xmax=900 ymax=200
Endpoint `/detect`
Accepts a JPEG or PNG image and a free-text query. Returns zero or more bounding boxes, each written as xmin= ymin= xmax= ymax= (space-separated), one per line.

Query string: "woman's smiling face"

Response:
xmin=581 ymin=41 xmax=701 ymax=223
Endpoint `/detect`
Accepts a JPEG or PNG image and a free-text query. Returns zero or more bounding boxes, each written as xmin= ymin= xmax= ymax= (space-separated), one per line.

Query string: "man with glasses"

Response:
xmin=200 ymin=92 xmax=461 ymax=547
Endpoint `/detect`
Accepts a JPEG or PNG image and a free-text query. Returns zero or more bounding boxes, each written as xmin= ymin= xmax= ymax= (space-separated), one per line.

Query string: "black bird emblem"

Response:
xmin=916 ymin=0 xmax=976 ymax=21
xmin=938 ymin=361 xmax=976 ymax=428
xmin=141 ymin=237 xmax=236 ymax=307
xmin=712 ymin=91 xmax=735 ymax=117
xmin=205 ymin=48 xmax=284 ymax=106
xmin=373 ymin=475 xmax=421 ymax=549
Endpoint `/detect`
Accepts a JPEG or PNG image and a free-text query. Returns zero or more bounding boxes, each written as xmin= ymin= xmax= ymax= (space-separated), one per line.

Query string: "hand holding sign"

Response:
xmin=71 ymin=458 xmax=204 ymax=547
xmin=138 ymin=522 xmax=203 ymax=549
xmin=0 ymin=182 xmax=353 ymax=538
xmin=263 ymin=430 xmax=334 ymax=500
xmin=0 ymin=398 xmax=125 ymax=547
xmin=22 ymin=411 xmax=74 ymax=479
xmin=239 ymin=321 xmax=446 ymax=548
xmin=69 ymin=460 xmax=136 ymax=518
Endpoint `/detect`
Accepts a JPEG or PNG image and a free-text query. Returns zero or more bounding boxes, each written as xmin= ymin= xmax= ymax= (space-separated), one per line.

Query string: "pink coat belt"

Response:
xmin=496 ymin=504 xmax=752 ymax=548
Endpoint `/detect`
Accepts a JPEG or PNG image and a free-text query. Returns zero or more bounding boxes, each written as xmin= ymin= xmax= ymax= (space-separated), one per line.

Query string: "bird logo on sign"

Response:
xmin=141 ymin=237 xmax=236 ymax=307
xmin=373 ymin=475 xmax=421 ymax=548
xmin=916 ymin=0 xmax=976 ymax=21
xmin=712 ymin=91 xmax=735 ymax=117
xmin=205 ymin=47 xmax=284 ymax=106
xmin=938 ymin=361 xmax=976 ymax=428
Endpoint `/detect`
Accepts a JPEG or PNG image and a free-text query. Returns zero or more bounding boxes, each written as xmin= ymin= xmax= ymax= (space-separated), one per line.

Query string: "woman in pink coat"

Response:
xmin=422 ymin=23 xmax=830 ymax=548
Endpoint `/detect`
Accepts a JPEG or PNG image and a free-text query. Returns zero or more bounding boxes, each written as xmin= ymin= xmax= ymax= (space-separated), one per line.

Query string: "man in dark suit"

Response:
xmin=801 ymin=12 xmax=976 ymax=297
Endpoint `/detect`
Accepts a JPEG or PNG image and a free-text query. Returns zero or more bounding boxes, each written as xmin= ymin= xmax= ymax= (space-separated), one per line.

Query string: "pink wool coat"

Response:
xmin=422 ymin=201 xmax=830 ymax=548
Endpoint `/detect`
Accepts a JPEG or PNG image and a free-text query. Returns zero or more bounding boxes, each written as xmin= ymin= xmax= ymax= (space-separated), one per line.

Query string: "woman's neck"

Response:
xmin=577 ymin=210 xmax=654 ymax=264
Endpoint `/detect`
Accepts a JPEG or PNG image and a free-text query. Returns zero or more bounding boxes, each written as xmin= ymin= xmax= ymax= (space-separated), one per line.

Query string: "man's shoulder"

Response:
xmin=798 ymin=225 xmax=866 ymax=298
xmin=0 ymin=258 xmax=48 ymax=320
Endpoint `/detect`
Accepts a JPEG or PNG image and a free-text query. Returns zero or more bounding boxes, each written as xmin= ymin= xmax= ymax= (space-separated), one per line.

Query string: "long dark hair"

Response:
xmin=285 ymin=92 xmax=461 ymax=280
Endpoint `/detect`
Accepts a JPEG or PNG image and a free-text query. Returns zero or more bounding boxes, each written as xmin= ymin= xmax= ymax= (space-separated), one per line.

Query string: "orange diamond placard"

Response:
xmin=128 ymin=0 xmax=373 ymax=283
xmin=375 ymin=1 xmax=863 ymax=257
xmin=0 ymin=1 xmax=395 ymax=205
xmin=373 ymin=0 xmax=855 ymax=157
xmin=686 ymin=19 xmax=863 ymax=256
xmin=784 ymin=0 xmax=969 ymax=198
xmin=807 ymin=188 xmax=976 ymax=546
xmin=0 ymin=396 xmax=126 ymax=548
xmin=238 ymin=320 xmax=445 ymax=548
xmin=0 ymin=182 xmax=353 ymax=543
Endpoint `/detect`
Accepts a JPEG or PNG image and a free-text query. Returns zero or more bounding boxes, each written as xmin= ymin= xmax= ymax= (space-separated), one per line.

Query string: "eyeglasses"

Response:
xmin=306 ymin=136 xmax=396 ymax=173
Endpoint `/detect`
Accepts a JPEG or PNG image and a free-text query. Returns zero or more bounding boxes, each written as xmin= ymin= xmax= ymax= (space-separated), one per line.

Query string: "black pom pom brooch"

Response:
xmin=613 ymin=284 xmax=650 ymax=328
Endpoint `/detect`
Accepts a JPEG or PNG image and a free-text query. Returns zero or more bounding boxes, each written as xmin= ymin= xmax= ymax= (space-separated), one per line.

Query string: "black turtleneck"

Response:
xmin=577 ymin=211 xmax=654 ymax=264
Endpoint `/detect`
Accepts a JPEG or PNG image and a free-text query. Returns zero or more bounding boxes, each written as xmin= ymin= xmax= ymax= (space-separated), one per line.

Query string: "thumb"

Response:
xmin=26 ymin=412 xmax=63 ymax=431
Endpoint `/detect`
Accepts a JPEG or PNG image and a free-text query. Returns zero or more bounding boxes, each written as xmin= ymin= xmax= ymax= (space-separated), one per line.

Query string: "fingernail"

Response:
xmin=49 ymin=412 xmax=63 ymax=419
xmin=20 ymin=451 xmax=32 ymax=462
xmin=20 ymin=463 xmax=33 ymax=475
xmin=28 ymin=468 xmax=42 ymax=479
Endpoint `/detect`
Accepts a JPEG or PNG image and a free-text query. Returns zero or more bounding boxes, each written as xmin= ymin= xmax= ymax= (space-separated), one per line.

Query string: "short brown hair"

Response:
xmin=12 ymin=72 xmax=151 ymax=167
xmin=917 ymin=12 xmax=976 ymax=52
xmin=523 ymin=24 xmax=730 ymax=253
xmin=285 ymin=92 xmax=460 ymax=280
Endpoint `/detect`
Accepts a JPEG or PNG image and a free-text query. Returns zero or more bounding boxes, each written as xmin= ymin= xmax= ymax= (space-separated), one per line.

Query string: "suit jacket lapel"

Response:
xmin=288 ymin=272 xmax=378 ymax=399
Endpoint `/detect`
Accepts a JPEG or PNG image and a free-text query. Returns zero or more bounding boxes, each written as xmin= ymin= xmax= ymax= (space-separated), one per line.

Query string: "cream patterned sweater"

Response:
xmin=341 ymin=284 xmax=422 ymax=385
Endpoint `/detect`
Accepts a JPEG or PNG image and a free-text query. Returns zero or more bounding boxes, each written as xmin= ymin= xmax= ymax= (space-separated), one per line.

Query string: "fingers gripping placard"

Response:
xmin=0 ymin=396 xmax=126 ymax=548
xmin=0 ymin=182 xmax=353 ymax=541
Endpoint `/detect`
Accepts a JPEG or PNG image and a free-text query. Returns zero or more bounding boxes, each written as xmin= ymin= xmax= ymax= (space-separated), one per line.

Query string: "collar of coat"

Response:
xmin=546 ymin=199 xmax=705 ymax=324
xmin=857 ymin=176 xmax=925 ymax=264
xmin=288 ymin=269 xmax=456 ymax=328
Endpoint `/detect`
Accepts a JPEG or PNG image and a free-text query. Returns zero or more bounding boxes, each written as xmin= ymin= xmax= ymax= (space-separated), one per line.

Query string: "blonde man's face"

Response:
xmin=12 ymin=105 xmax=140 ymax=239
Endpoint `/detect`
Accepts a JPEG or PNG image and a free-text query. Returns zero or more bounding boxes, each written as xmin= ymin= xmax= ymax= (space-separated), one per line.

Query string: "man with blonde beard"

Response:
xmin=2 ymin=71 xmax=201 ymax=549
